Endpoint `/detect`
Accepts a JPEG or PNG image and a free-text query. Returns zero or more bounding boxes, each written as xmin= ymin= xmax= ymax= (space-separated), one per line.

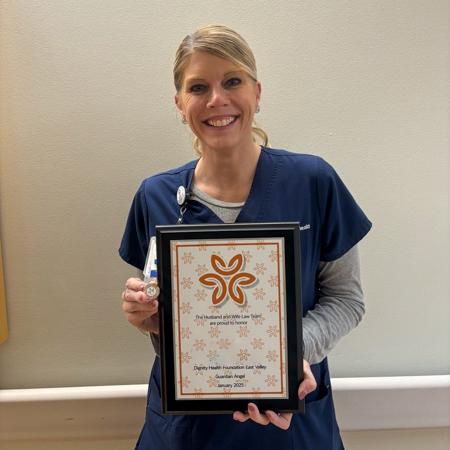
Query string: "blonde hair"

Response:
xmin=174 ymin=25 xmax=269 ymax=154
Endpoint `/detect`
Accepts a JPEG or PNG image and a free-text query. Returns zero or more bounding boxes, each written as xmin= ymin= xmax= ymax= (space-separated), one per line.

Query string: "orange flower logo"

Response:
xmin=198 ymin=254 xmax=257 ymax=306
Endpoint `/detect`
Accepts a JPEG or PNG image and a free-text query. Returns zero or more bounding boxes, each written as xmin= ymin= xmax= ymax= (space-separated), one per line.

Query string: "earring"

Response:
xmin=181 ymin=116 xmax=187 ymax=124
xmin=255 ymin=105 xmax=260 ymax=114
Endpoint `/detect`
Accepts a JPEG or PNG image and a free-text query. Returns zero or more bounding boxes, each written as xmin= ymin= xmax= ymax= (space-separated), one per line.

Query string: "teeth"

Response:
xmin=206 ymin=117 xmax=235 ymax=127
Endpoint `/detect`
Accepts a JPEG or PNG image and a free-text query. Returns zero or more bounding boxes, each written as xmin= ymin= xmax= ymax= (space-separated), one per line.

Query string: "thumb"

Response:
xmin=298 ymin=359 xmax=317 ymax=400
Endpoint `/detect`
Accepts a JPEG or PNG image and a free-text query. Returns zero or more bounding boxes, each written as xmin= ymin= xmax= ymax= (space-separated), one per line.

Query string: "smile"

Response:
xmin=204 ymin=116 xmax=239 ymax=128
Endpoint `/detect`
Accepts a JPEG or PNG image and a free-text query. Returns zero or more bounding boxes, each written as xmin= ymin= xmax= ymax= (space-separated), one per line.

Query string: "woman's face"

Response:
xmin=175 ymin=51 xmax=261 ymax=154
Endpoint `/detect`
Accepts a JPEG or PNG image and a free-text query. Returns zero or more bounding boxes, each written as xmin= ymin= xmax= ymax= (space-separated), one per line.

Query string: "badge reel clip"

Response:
xmin=176 ymin=185 xmax=187 ymax=224
xmin=143 ymin=236 xmax=159 ymax=300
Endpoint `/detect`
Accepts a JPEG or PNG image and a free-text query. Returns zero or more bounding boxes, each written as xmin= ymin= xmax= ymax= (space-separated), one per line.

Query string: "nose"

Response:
xmin=206 ymin=85 xmax=229 ymax=108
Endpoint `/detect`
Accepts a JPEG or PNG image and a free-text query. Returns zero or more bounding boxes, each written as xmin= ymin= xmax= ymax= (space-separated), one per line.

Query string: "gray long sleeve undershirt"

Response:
xmin=141 ymin=187 xmax=365 ymax=365
xmin=303 ymin=245 xmax=364 ymax=364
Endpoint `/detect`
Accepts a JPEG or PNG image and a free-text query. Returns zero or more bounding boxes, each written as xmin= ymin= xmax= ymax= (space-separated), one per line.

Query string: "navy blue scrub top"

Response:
xmin=119 ymin=147 xmax=372 ymax=450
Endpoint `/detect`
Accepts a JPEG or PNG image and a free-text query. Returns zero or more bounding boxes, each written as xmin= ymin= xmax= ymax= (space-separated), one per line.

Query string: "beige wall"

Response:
xmin=0 ymin=0 xmax=448 ymax=399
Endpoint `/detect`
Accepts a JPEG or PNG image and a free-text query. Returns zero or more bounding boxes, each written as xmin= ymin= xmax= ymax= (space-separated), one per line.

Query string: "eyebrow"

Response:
xmin=184 ymin=70 xmax=246 ymax=85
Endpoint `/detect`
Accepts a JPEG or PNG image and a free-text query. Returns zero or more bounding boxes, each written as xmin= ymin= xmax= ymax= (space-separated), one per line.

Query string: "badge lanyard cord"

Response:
xmin=176 ymin=185 xmax=189 ymax=224
xmin=177 ymin=204 xmax=187 ymax=224
xmin=139 ymin=185 xmax=189 ymax=339
xmin=145 ymin=186 xmax=189 ymax=288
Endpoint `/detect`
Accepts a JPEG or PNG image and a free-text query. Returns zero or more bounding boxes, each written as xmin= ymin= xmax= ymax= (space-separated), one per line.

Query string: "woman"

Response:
xmin=120 ymin=25 xmax=371 ymax=450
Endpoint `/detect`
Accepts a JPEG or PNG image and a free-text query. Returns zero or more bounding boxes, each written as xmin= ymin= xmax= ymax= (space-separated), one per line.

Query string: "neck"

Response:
xmin=194 ymin=142 xmax=261 ymax=203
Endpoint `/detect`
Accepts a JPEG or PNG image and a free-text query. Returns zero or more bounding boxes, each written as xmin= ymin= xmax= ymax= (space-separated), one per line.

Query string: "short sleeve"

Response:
xmin=316 ymin=158 xmax=372 ymax=261
xmin=118 ymin=182 xmax=151 ymax=270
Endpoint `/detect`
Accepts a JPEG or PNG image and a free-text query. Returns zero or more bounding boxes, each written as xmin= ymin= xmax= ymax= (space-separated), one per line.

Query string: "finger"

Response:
xmin=125 ymin=311 xmax=151 ymax=324
xmin=123 ymin=299 xmax=158 ymax=315
xmin=299 ymin=360 xmax=318 ymax=400
xmin=265 ymin=410 xmax=293 ymax=430
xmin=299 ymin=378 xmax=317 ymax=399
xmin=125 ymin=278 xmax=147 ymax=291
xmin=124 ymin=305 xmax=158 ymax=322
xmin=233 ymin=411 xmax=250 ymax=422
xmin=123 ymin=288 xmax=153 ymax=304
xmin=247 ymin=403 xmax=270 ymax=425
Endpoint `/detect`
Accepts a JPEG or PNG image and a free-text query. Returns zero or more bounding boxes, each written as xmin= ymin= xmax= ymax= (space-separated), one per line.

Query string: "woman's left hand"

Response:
xmin=233 ymin=359 xmax=317 ymax=430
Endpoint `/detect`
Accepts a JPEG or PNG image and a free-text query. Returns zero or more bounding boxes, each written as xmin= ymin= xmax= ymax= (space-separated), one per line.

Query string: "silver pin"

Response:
xmin=143 ymin=236 xmax=159 ymax=300
xmin=145 ymin=282 xmax=160 ymax=299
xmin=177 ymin=186 xmax=186 ymax=206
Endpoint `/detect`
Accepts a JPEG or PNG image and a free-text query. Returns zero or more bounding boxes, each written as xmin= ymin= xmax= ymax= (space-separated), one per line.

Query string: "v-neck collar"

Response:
xmin=182 ymin=147 xmax=277 ymax=224
xmin=236 ymin=147 xmax=278 ymax=222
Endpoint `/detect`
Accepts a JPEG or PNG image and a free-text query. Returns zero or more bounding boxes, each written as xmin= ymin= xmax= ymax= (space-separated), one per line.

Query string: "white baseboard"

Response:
xmin=1 ymin=375 xmax=449 ymax=440
xmin=331 ymin=375 xmax=450 ymax=431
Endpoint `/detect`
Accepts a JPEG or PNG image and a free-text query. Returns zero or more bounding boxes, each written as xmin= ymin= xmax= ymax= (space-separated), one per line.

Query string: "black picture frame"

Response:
xmin=156 ymin=222 xmax=303 ymax=415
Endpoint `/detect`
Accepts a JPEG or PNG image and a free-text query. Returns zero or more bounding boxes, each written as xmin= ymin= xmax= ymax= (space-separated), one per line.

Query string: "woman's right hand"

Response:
xmin=121 ymin=277 xmax=159 ymax=334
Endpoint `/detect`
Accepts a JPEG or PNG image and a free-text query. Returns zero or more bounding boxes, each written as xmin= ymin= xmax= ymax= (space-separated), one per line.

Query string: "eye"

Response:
xmin=225 ymin=77 xmax=242 ymax=88
xmin=188 ymin=84 xmax=207 ymax=94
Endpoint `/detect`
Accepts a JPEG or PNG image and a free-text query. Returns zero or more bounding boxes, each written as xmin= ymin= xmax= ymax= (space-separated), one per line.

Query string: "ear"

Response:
xmin=174 ymin=94 xmax=183 ymax=114
xmin=255 ymin=81 xmax=261 ymax=106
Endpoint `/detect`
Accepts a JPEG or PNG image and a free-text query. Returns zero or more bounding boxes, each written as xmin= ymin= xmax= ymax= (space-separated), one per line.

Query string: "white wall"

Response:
xmin=0 ymin=0 xmax=448 ymax=404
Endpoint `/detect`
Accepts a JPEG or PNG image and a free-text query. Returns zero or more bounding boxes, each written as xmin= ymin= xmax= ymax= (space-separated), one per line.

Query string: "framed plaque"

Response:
xmin=156 ymin=223 xmax=303 ymax=414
